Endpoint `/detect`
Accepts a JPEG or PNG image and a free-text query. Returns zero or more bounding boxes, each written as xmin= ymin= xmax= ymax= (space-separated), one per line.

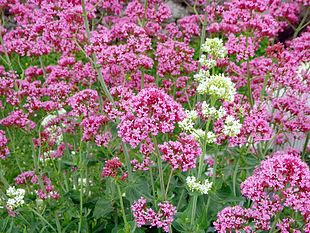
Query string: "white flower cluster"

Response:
xmin=179 ymin=111 xmax=216 ymax=143
xmin=199 ymin=38 xmax=227 ymax=70
xmin=186 ymin=176 xmax=212 ymax=195
xmin=191 ymin=129 xmax=216 ymax=143
xmin=178 ymin=110 xmax=198 ymax=132
xmin=199 ymin=55 xmax=216 ymax=68
xmin=47 ymin=125 xmax=63 ymax=145
xmin=201 ymin=101 xmax=226 ymax=119
xmin=6 ymin=186 xmax=25 ymax=210
xmin=222 ymin=115 xmax=242 ymax=137
xmin=194 ymin=69 xmax=210 ymax=82
xmin=297 ymin=61 xmax=310 ymax=81
xmin=201 ymin=38 xmax=227 ymax=59
xmin=197 ymin=73 xmax=236 ymax=102
xmin=41 ymin=109 xmax=66 ymax=145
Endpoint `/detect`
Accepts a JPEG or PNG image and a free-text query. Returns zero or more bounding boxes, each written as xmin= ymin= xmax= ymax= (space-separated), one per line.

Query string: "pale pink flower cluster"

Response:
xmin=215 ymin=149 xmax=310 ymax=232
xmin=131 ymin=197 xmax=176 ymax=232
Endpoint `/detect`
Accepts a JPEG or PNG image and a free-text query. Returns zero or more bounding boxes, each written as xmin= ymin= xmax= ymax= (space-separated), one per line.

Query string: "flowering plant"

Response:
xmin=0 ymin=0 xmax=309 ymax=232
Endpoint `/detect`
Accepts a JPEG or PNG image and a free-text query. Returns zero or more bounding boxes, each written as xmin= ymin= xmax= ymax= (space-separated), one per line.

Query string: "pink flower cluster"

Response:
xmin=230 ymin=106 xmax=273 ymax=146
xmin=81 ymin=115 xmax=111 ymax=147
xmin=214 ymin=149 xmax=310 ymax=232
xmin=86 ymin=23 xmax=153 ymax=87
xmin=0 ymin=130 xmax=9 ymax=160
xmin=226 ymin=34 xmax=257 ymax=62
xmin=118 ymin=88 xmax=185 ymax=148
xmin=158 ymin=133 xmax=202 ymax=172
xmin=67 ymin=89 xmax=99 ymax=117
xmin=131 ymin=197 xmax=176 ymax=232
xmin=131 ymin=138 xmax=155 ymax=171
xmin=101 ymin=157 xmax=128 ymax=181
xmin=15 ymin=171 xmax=60 ymax=200
xmin=209 ymin=0 xmax=301 ymax=38
xmin=0 ymin=110 xmax=36 ymax=131
xmin=125 ymin=0 xmax=171 ymax=25
xmin=1 ymin=0 xmax=93 ymax=56
xmin=155 ymin=40 xmax=197 ymax=77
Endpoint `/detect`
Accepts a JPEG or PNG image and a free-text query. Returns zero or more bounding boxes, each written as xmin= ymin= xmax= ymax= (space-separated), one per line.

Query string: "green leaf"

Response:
xmin=125 ymin=177 xmax=152 ymax=202
xmin=93 ymin=199 xmax=114 ymax=219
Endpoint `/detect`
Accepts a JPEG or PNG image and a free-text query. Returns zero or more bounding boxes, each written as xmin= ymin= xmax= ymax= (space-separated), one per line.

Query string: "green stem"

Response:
xmin=269 ymin=213 xmax=280 ymax=232
xmin=153 ymin=136 xmax=166 ymax=201
xmin=0 ymin=16 xmax=13 ymax=70
xmin=39 ymin=56 xmax=46 ymax=79
xmin=141 ymin=71 xmax=145 ymax=89
xmin=205 ymin=154 xmax=217 ymax=220
xmin=176 ymin=189 xmax=185 ymax=210
xmin=232 ymin=155 xmax=240 ymax=197
xmin=302 ymin=132 xmax=309 ymax=161
xmin=190 ymin=97 xmax=215 ymax=227
xmin=29 ymin=207 xmax=56 ymax=232
xmin=149 ymin=167 xmax=156 ymax=200
xmin=116 ymin=182 xmax=129 ymax=232
xmin=196 ymin=7 xmax=208 ymax=105
xmin=78 ymin=150 xmax=84 ymax=233
xmin=190 ymin=195 xmax=198 ymax=226
xmin=158 ymin=156 xmax=166 ymax=200
xmin=81 ymin=0 xmax=114 ymax=105
xmin=165 ymin=169 xmax=173 ymax=198
xmin=122 ymin=142 xmax=132 ymax=179
xmin=293 ymin=7 xmax=309 ymax=38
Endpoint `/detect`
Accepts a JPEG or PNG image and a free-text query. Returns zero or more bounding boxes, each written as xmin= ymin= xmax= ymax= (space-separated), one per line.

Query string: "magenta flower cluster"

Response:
xmin=118 ymin=88 xmax=185 ymax=148
xmin=131 ymin=197 xmax=177 ymax=232
xmin=159 ymin=133 xmax=202 ymax=172
xmin=101 ymin=157 xmax=128 ymax=181
xmin=15 ymin=171 xmax=60 ymax=200
xmin=0 ymin=130 xmax=9 ymax=160
xmin=214 ymin=149 xmax=310 ymax=232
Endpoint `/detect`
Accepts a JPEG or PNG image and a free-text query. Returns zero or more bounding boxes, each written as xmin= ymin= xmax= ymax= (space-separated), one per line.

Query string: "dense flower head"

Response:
xmin=86 ymin=23 xmax=153 ymax=86
xmin=230 ymin=106 xmax=273 ymax=146
xmin=158 ymin=133 xmax=202 ymax=172
xmin=201 ymin=38 xmax=227 ymax=59
xmin=197 ymin=73 xmax=236 ymax=102
xmin=80 ymin=115 xmax=109 ymax=143
xmin=215 ymin=149 xmax=310 ymax=232
xmin=214 ymin=206 xmax=251 ymax=233
xmin=241 ymin=150 xmax=310 ymax=213
xmin=186 ymin=176 xmax=212 ymax=194
xmin=0 ymin=110 xmax=36 ymax=131
xmin=208 ymin=0 xmax=302 ymax=39
xmin=67 ymin=89 xmax=99 ymax=117
xmin=118 ymin=88 xmax=185 ymax=148
xmin=1 ymin=0 xmax=93 ymax=56
xmin=155 ymin=40 xmax=197 ymax=77
xmin=101 ymin=157 xmax=127 ymax=180
xmin=225 ymin=34 xmax=257 ymax=62
xmin=125 ymin=0 xmax=171 ymax=25
xmin=131 ymin=197 xmax=177 ymax=232
xmin=5 ymin=186 xmax=25 ymax=216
